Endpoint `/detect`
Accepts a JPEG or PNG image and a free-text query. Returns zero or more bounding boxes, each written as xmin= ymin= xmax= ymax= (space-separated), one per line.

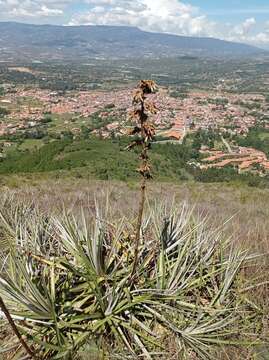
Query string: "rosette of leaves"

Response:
xmin=0 ymin=199 xmax=262 ymax=360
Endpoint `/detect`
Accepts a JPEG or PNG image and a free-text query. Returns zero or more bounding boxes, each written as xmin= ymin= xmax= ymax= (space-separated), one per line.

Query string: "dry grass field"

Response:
xmin=2 ymin=177 xmax=268 ymax=248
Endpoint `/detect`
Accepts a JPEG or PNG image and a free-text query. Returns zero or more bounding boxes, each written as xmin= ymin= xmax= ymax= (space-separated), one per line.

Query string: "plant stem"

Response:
xmin=132 ymin=176 xmax=146 ymax=277
xmin=0 ymin=296 xmax=38 ymax=359
xmin=130 ymin=80 xmax=157 ymax=278
xmin=131 ymin=98 xmax=147 ymax=277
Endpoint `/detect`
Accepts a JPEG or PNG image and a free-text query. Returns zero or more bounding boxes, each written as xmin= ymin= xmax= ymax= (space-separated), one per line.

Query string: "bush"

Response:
xmin=41 ymin=116 xmax=53 ymax=124
xmin=0 ymin=198 xmax=261 ymax=359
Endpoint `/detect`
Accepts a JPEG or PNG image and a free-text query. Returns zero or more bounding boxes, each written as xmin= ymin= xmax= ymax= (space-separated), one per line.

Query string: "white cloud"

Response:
xmin=0 ymin=0 xmax=69 ymax=20
xmin=9 ymin=4 xmax=63 ymax=17
xmin=69 ymin=0 xmax=216 ymax=37
xmin=222 ymin=17 xmax=269 ymax=47
xmin=255 ymin=32 xmax=269 ymax=43
xmin=233 ymin=18 xmax=256 ymax=37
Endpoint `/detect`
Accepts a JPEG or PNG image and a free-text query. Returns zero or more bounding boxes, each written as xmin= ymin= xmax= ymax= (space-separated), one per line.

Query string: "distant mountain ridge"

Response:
xmin=0 ymin=21 xmax=265 ymax=62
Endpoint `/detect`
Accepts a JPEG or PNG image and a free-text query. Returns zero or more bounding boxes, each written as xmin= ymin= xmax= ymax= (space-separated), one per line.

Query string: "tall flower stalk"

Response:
xmin=127 ymin=80 xmax=157 ymax=276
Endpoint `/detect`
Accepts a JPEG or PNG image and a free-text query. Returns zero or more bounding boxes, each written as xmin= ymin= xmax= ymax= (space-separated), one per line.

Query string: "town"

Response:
xmin=1 ymin=83 xmax=269 ymax=174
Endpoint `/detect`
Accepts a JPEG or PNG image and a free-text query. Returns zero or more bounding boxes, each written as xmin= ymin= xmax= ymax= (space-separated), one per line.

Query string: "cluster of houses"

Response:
xmin=198 ymin=146 xmax=269 ymax=174
xmin=0 ymin=86 xmax=267 ymax=141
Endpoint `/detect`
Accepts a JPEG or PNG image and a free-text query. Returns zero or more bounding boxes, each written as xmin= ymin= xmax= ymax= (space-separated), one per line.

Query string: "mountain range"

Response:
xmin=0 ymin=22 xmax=265 ymax=62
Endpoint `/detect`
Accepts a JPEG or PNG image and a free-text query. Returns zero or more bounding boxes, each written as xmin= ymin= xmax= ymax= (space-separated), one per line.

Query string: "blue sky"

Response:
xmin=190 ymin=0 xmax=269 ymax=25
xmin=1 ymin=0 xmax=269 ymax=48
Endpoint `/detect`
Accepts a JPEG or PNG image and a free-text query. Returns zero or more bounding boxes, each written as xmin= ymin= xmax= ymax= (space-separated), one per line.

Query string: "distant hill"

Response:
xmin=0 ymin=22 xmax=265 ymax=62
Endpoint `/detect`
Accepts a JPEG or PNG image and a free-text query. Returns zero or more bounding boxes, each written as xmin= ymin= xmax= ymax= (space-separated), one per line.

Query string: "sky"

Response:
xmin=1 ymin=0 xmax=269 ymax=48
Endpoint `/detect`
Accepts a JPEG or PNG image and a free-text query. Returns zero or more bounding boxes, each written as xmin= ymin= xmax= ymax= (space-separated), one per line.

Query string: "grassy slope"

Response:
xmin=0 ymin=137 xmax=268 ymax=188
xmin=1 ymin=178 xmax=268 ymax=252
xmin=0 ymin=137 xmax=187 ymax=181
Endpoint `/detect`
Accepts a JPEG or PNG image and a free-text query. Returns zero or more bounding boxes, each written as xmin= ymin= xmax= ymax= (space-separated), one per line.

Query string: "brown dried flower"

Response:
xmin=139 ymin=80 xmax=157 ymax=94
xmin=133 ymin=89 xmax=145 ymax=104
xmin=145 ymin=101 xmax=158 ymax=114
xmin=144 ymin=123 xmax=156 ymax=141
xmin=137 ymin=163 xmax=152 ymax=179
xmin=129 ymin=109 xmax=148 ymax=123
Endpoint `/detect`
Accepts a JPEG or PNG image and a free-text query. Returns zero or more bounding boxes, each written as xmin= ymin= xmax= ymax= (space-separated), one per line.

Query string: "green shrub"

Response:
xmin=0 ymin=199 xmax=261 ymax=359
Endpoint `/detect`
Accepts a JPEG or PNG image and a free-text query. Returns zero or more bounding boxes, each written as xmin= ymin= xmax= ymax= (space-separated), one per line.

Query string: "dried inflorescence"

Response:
xmin=127 ymin=80 xmax=158 ymax=277
xmin=127 ymin=80 xmax=158 ymax=180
